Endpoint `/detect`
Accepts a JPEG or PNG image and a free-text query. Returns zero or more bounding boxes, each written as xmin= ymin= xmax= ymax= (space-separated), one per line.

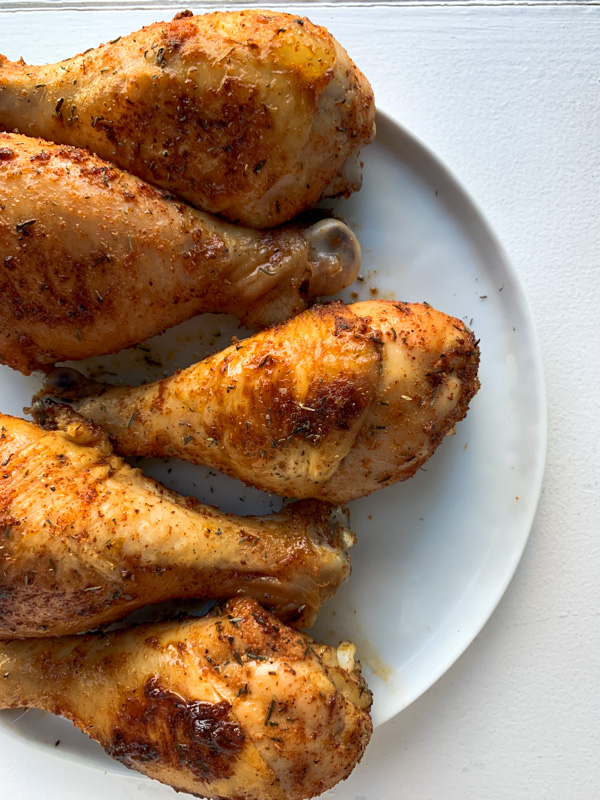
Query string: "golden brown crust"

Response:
xmin=0 ymin=133 xmax=360 ymax=374
xmin=318 ymin=300 xmax=481 ymax=500
xmin=47 ymin=300 xmax=480 ymax=503
xmin=0 ymin=10 xmax=375 ymax=227
xmin=0 ymin=413 xmax=351 ymax=637
xmin=0 ymin=598 xmax=373 ymax=800
xmin=55 ymin=302 xmax=381 ymax=494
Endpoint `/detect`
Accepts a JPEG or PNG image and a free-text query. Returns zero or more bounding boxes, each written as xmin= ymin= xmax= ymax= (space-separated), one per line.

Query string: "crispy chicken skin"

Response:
xmin=0 ymin=133 xmax=360 ymax=375
xmin=0 ymin=9 xmax=376 ymax=228
xmin=42 ymin=301 xmax=480 ymax=504
xmin=0 ymin=412 xmax=352 ymax=638
xmin=0 ymin=598 xmax=373 ymax=799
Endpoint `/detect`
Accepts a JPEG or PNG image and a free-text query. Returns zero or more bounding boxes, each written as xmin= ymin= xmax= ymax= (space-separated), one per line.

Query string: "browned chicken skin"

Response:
xmin=0 ymin=597 xmax=373 ymax=799
xmin=0 ymin=9 xmax=376 ymax=227
xmin=0 ymin=132 xmax=360 ymax=375
xmin=0 ymin=411 xmax=352 ymax=638
xmin=41 ymin=300 xmax=481 ymax=504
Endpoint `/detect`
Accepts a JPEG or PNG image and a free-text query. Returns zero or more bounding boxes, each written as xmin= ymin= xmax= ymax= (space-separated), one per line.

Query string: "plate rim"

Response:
xmin=369 ymin=108 xmax=548 ymax=715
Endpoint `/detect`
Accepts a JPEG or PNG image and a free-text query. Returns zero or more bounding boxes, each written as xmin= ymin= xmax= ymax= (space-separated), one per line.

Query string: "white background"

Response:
xmin=0 ymin=1 xmax=599 ymax=798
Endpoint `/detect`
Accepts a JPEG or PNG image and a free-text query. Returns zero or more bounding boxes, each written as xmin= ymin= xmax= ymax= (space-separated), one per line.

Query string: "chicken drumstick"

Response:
xmin=0 ymin=132 xmax=360 ymax=375
xmin=41 ymin=300 xmax=481 ymax=504
xmin=0 ymin=597 xmax=373 ymax=800
xmin=0 ymin=411 xmax=352 ymax=638
xmin=0 ymin=9 xmax=376 ymax=227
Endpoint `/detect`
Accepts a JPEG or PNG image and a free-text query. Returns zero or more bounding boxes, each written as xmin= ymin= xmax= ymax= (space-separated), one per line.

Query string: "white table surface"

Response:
xmin=1 ymin=1 xmax=599 ymax=798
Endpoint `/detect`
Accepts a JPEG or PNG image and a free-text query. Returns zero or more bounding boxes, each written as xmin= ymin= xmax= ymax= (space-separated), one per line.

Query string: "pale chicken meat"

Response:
xmin=41 ymin=300 xmax=481 ymax=504
xmin=0 ymin=133 xmax=360 ymax=375
xmin=0 ymin=597 xmax=373 ymax=799
xmin=0 ymin=9 xmax=376 ymax=228
xmin=0 ymin=411 xmax=352 ymax=638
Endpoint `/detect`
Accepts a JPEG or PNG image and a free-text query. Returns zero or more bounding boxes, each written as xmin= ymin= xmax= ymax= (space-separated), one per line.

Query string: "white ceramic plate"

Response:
xmin=0 ymin=108 xmax=546 ymax=772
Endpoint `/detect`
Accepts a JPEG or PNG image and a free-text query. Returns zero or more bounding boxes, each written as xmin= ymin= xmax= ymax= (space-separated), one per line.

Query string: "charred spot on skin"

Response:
xmin=56 ymin=146 xmax=89 ymax=164
xmin=79 ymin=164 xmax=119 ymax=186
xmin=270 ymin=374 xmax=371 ymax=441
xmin=107 ymin=676 xmax=245 ymax=780
xmin=173 ymin=9 xmax=194 ymax=21
xmin=30 ymin=151 xmax=51 ymax=163
xmin=108 ymin=735 xmax=160 ymax=764
xmin=78 ymin=485 xmax=98 ymax=505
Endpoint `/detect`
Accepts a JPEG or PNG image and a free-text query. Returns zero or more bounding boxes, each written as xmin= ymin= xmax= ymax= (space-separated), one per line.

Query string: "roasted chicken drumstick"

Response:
xmin=0 ymin=132 xmax=360 ymax=375
xmin=0 ymin=9 xmax=375 ymax=228
xmin=0 ymin=411 xmax=351 ymax=638
xmin=0 ymin=597 xmax=372 ymax=799
xmin=42 ymin=300 xmax=481 ymax=504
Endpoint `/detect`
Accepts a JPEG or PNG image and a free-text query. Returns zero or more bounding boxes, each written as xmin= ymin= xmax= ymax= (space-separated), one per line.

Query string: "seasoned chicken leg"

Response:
xmin=0 ymin=133 xmax=360 ymax=375
xmin=41 ymin=300 xmax=480 ymax=504
xmin=0 ymin=411 xmax=352 ymax=638
xmin=0 ymin=597 xmax=372 ymax=800
xmin=0 ymin=9 xmax=376 ymax=228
